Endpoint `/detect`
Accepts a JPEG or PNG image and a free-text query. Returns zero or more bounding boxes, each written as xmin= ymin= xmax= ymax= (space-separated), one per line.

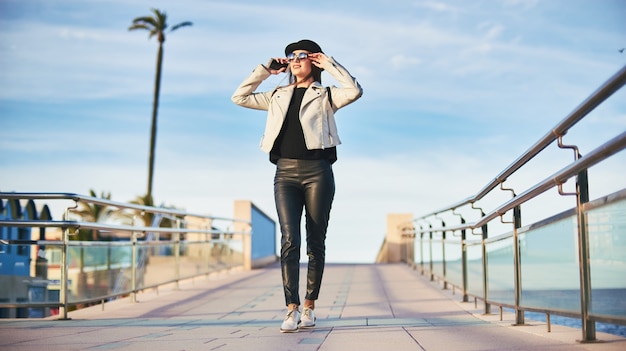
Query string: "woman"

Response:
xmin=231 ymin=39 xmax=362 ymax=333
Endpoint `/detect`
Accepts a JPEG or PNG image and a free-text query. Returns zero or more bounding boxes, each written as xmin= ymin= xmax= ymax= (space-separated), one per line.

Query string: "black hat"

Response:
xmin=285 ymin=39 xmax=323 ymax=56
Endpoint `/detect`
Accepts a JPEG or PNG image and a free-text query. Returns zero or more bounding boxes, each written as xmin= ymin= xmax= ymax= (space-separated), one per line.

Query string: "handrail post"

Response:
xmin=400 ymin=226 xmax=406 ymax=263
xmin=481 ymin=217 xmax=491 ymax=314
xmin=225 ymin=231 xmax=232 ymax=266
xmin=429 ymin=224 xmax=434 ymax=281
xmin=204 ymin=225 xmax=211 ymax=274
xmin=174 ymin=219 xmax=181 ymax=290
xmin=408 ymin=228 xmax=413 ymax=265
xmin=461 ymin=218 xmax=469 ymax=302
xmin=442 ymin=227 xmax=447 ymax=290
xmin=513 ymin=205 xmax=524 ymax=325
xmin=411 ymin=226 xmax=415 ymax=265
xmin=576 ymin=168 xmax=595 ymax=341
xmin=131 ymin=232 xmax=137 ymax=303
xmin=58 ymin=224 xmax=70 ymax=320
xmin=57 ymin=205 xmax=75 ymax=321
xmin=419 ymin=228 xmax=425 ymax=275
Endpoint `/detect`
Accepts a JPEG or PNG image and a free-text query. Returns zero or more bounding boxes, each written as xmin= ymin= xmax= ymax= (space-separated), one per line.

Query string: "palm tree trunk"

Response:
xmin=147 ymin=42 xmax=164 ymax=200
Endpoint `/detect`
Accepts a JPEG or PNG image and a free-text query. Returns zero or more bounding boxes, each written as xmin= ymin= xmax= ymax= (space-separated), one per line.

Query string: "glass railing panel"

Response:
xmin=37 ymin=245 xmax=63 ymax=313
xmin=465 ymin=242 xmax=483 ymax=297
xmin=211 ymin=240 xmax=235 ymax=268
xmin=40 ymin=237 xmax=244 ymax=305
xmin=65 ymin=244 xmax=133 ymax=303
xmin=587 ymin=197 xmax=626 ymax=320
xmin=1 ymin=242 xmax=61 ymax=317
xmin=179 ymin=241 xmax=212 ymax=278
xmin=486 ymin=236 xmax=515 ymax=305
xmin=431 ymin=236 xmax=444 ymax=278
xmin=226 ymin=236 xmax=244 ymax=267
xmin=518 ymin=215 xmax=580 ymax=313
xmin=444 ymin=239 xmax=463 ymax=288
xmin=417 ymin=235 xmax=430 ymax=273
xmin=140 ymin=241 xmax=177 ymax=289
xmin=420 ymin=236 xmax=432 ymax=274
xmin=413 ymin=237 xmax=421 ymax=268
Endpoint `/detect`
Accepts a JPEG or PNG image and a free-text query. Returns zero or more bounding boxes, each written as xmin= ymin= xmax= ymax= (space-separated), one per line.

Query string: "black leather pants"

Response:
xmin=274 ymin=158 xmax=335 ymax=306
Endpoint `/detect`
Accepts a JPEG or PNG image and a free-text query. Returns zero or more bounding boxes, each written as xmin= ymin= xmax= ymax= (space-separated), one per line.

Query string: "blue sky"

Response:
xmin=1 ymin=0 xmax=625 ymax=263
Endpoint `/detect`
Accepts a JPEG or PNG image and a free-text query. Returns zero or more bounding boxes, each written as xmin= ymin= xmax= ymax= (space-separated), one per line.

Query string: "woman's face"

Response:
xmin=288 ymin=50 xmax=312 ymax=78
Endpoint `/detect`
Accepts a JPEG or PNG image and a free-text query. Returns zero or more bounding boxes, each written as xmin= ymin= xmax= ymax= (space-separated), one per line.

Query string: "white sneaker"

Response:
xmin=300 ymin=308 xmax=316 ymax=328
xmin=280 ymin=309 xmax=300 ymax=333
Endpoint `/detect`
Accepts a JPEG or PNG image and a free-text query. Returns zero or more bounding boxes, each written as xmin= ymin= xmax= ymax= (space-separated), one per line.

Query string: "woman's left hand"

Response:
xmin=308 ymin=53 xmax=329 ymax=70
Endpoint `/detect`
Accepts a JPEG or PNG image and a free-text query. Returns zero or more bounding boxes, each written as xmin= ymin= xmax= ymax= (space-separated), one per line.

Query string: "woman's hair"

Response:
xmin=289 ymin=64 xmax=322 ymax=85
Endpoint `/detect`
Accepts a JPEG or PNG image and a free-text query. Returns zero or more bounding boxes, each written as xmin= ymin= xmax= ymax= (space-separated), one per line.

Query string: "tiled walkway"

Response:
xmin=1 ymin=263 xmax=624 ymax=351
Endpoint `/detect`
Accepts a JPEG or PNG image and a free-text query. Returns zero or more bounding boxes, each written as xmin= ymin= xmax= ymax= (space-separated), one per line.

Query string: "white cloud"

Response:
xmin=389 ymin=54 xmax=423 ymax=69
xmin=479 ymin=22 xmax=505 ymax=41
xmin=414 ymin=0 xmax=460 ymax=13
xmin=501 ymin=0 xmax=539 ymax=10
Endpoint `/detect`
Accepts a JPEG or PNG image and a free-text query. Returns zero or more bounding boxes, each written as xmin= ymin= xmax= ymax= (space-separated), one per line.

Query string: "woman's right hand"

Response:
xmin=265 ymin=58 xmax=288 ymax=74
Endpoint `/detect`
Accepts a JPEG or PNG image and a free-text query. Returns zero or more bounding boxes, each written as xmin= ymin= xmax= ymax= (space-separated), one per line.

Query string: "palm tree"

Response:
xmin=129 ymin=193 xmax=155 ymax=227
xmin=129 ymin=8 xmax=192 ymax=203
xmin=128 ymin=194 xmax=177 ymax=229
xmin=74 ymin=189 xmax=114 ymax=241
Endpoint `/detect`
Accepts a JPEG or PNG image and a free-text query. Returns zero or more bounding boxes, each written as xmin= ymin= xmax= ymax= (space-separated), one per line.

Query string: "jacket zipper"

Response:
xmin=321 ymin=91 xmax=326 ymax=149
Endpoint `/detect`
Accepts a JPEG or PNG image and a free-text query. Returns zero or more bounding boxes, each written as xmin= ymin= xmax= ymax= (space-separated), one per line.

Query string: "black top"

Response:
xmin=270 ymin=87 xmax=337 ymax=164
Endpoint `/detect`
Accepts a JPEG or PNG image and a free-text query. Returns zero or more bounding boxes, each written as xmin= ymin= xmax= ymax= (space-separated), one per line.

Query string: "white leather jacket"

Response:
xmin=231 ymin=57 xmax=363 ymax=153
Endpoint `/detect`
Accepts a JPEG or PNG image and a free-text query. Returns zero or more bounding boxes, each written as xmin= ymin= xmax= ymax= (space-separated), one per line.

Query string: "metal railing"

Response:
xmin=402 ymin=64 xmax=626 ymax=342
xmin=0 ymin=193 xmax=251 ymax=320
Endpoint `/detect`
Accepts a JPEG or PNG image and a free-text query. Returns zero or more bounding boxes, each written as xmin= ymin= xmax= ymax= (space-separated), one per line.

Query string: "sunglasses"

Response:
xmin=287 ymin=52 xmax=309 ymax=62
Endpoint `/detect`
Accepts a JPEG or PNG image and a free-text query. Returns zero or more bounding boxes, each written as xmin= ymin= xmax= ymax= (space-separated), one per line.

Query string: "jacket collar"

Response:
xmin=277 ymin=81 xmax=323 ymax=91
xmin=309 ymin=81 xmax=323 ymax=90
xmin=275 ymin=82 xmax=324 ymax=109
